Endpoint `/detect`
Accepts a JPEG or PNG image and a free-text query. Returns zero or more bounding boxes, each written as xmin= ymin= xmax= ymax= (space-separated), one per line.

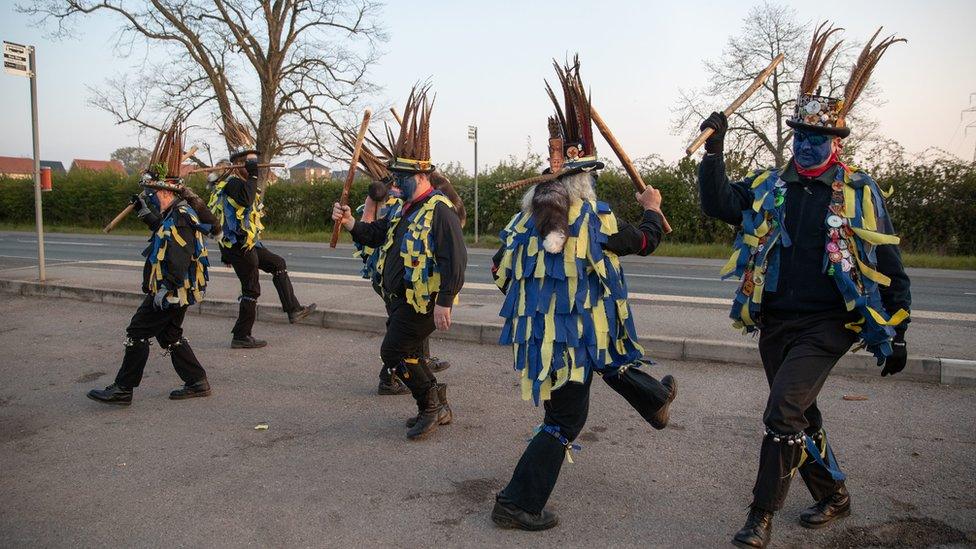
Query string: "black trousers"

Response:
xmin=221 ymin=244 xmax=301 ymax=339
xmin=381 ymin=297 xmax=437 ymax=400
xmin=115 ymin=295 xmax=207 ymax=388
xmin=378 ymin=337 xmax=433 ymax=382
xmin=751 ymin=310 xmax=856 ymax=511
xmin=499 ymin=367 xmax=669 ymax=514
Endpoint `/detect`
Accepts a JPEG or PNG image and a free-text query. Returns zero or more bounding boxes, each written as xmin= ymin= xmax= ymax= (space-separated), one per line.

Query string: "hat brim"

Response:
xmin=141 ymin=179 xmax=184 ymax=193
xmin=229 ymin=149 xmax=261 ymax=162
xmin=388 ymin=160 xmax=435 ymax=174
xmin=786 ymin=119 xmax=850 ymax=138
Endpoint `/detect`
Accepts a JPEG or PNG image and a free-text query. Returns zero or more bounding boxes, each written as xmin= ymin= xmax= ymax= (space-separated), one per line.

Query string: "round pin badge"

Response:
xmin=827 ymin=215 xmax=843 ymax=228
xmin=841 ymin=259 xmax=853 ymax=272
xmin=829 ymin=251 xmax=843 ymax=263
xmin=752 ymin=272 xmax=765 ymax=285
xmin=826 ymin=242 xmax=840 ymax=253
xmin=832 ymin=181 xmax=843 ymax=191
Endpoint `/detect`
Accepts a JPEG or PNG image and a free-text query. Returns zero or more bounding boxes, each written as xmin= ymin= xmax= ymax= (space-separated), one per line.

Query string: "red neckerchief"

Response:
xmin=794 ymin=149 xmax=841 ymax=178
xmin=403 ymin=187 xmax=434 ymax=214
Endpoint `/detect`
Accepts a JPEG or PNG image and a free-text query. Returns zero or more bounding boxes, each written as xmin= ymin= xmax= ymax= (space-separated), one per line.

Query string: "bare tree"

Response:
xmin=21 ymin=0 xmax=387 ymax=172
xmin=673 ymin=2 xmax=882 ymax=167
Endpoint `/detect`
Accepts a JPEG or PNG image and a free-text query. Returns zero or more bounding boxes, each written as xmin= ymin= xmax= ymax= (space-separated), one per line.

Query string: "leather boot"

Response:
xmin=649 ymin=375 xmax=677 ymax=430
xmin=405 ymin=383 xmax=452 ymax=427
xmin=799 ymin=486 xmax=851 ymax=529
xmin=378 ymin=372 xmax=410 ymax=396
xmin=732 ymin=506 xmax=774 ymax=548
xmin=232 ymin=335 xmax=267 ymax=349
xmin=491 ymin=498 xmax=558 ymax=531
xmin=288 ymin=303 xmax=317 ymax=324
xmin=169 ymin=378 xmax=212 ymax=400
xmin=87 ymin=383 xmax=133 ymax=406
xmin=406 ymin=384 xmax=450 ymax=440
xmin=425 ymin=356 xmax=451 ymax=373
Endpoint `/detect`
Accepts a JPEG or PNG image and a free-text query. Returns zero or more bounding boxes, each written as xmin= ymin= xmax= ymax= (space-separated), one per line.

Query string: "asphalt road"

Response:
xmin=1 ymin=296 xmax=974 ymax=548
xmin=2 ymin=231 xmax=975 ymax=315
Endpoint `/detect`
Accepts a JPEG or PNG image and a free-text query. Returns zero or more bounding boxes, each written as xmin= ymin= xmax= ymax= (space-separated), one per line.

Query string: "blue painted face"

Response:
xmin=144 ymin=189 xmax=161 ymax=210
xmin=393 ymin=172 xmax=418 ymax=202
xmin=793 ymin=129 xmax=834 ymax=169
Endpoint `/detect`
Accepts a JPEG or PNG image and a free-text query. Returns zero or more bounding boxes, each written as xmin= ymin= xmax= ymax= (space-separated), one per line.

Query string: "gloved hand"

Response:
xmin=152 ymin=287 xmax=171 ymax=310
xmin=881 ymin=334 xmax=907 ymax=376
xmin=700 ymin=111 xmax=728 ymax=154
xmin=245 ymin=154 xmax=259 ymax=178
xmin=130 ymin=194 xmax=151 ymax=218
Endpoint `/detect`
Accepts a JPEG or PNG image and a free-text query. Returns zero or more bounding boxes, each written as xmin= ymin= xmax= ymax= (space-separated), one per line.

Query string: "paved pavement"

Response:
xmin=0 ymin=296 xmax=974 ymax=548
xmin=2 ymin=231 xmax=975 ymax=315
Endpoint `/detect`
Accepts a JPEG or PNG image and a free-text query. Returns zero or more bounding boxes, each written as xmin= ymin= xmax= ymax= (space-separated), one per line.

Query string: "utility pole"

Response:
xmin=468 ymin=125 xmax=478 ymax=242
xmin=4 ymin=40 xmax=45 ymax=281
xmin=963 ymin=93 xmax=976 ymax=162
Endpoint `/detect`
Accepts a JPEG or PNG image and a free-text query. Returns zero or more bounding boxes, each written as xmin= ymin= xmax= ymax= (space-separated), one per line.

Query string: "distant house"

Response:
xmin=70 ymin=159 xmax=127 ymax=176
xmin=289 ymin=159 xmax=331 ymax=182
xmin=0 ymin=156 xmax=66 ymax=179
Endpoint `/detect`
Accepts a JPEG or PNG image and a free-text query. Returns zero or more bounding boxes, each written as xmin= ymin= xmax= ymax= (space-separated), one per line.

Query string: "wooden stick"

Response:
xmin=685 ymin=53 xmax=785 ymax=157
xmin=589 ymin=105 xmax=673 ymax=234
xmin=330 ymin=109 xmax=373 ymax=248
xmin=103 ymin=204 xmax=135 ymax=234
xmin=188 ymin=163 xmax=284 ymax=174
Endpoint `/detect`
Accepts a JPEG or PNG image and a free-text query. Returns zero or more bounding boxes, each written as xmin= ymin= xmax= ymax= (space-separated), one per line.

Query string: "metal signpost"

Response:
xmin=467 ymin=125 xmax=478 ymax=242
xmin=4 ymin=40 xmax=45 ymax=281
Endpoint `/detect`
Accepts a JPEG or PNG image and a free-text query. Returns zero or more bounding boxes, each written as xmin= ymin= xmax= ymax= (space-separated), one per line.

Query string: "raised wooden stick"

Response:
xmin=188 ymin=162 xmax=284 ymax=174
xmin=589 ymin=105 xmax=673 ymax=233
xmin=330 ymin=109 xmax=373 ymax=248
xmin=103 ymin=204 xmax=135 ymax=233
xmin=685 ymin=53 xmax=785 ymax=157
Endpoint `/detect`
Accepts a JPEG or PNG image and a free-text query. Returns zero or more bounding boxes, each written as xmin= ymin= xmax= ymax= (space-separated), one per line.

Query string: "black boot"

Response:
xmin=649 ymin=375 xmax=677 ymax=430
xmin=169 ymin=378 xmax=212 ymax=400
xmin=87 ymin=383 xmax=133 ymax=406
xmin=799 ymin=486 xmax=851 ymax=529
xmin=425 ymin=356 xmax=451 ymax=373
xmin=405 ymin=383 xmax=452 ymax=427
xmin=406 ymin=385 xmax=450 ymax=440
xmin=732 ymin=506 xmax=774 ymax=548
xmin=491 ymin=498 xmax=559 ymax=531
xmin=378 ymin=372 xmax=410 ymax=396
xmin=288 ymin=303 xmax=317 ymax=324
xmin=232 ymin=335 xmax=267 ymax=349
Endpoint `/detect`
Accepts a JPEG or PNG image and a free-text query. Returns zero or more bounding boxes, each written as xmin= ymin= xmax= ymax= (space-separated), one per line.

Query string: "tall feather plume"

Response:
xmin=388 ymin=83 xmax=434 ymax=162
xmin=147 ymin=115 xmax=185 ymax=179
xmin=545 ymin=54 xmax=595 ymax=157
xmin=800 ymin=22 xmax=845 ymax=95
xmin=220 ymin=117 xmax=255 ymax=152
xmin=841 ymin=28 xmax=906 ymax=116
xmin=339 ymin=130 xmax=389 ymax=182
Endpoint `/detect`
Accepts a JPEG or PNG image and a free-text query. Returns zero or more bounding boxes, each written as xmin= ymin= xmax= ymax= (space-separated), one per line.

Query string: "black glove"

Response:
xmin=881 ymin=334 xmax=907 ymax=377
xmin=130 ymin=194 xmax=150 ymax=216
xmin=244 ymin=158 xmax=260 ymax=178
xmin=700 ymin=112 xmax=728 ymax=154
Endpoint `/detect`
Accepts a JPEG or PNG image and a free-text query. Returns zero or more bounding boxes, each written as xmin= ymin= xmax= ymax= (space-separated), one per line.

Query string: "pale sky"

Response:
xmin=1 ymin=0 xmax=974 ymax=170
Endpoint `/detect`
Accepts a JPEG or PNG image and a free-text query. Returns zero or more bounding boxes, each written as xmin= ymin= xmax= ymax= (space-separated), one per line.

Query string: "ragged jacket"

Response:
xmin=141 ymin=199 xmax=211 ymax=306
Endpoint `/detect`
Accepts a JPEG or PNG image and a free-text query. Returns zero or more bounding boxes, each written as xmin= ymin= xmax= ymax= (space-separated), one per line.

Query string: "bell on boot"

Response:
xmin=732 ymin=506 xmax=774 ymax=548
xmin=288 ymin=303 xmax=317 ymax=324
xmin=406 ymin=384 xmax=450 ymax=440
xmin=405 ymin=383 xmax=452 ymax=427
xmin=650 ymin=375 xmax=678 ymax=430
xmin=378 ymin=373 xmax=410 ymax=396
xmin=491 ymin=499 xmax=558 ymax=531
xmin=232 ymin=336 xmax=267 ymax=349
xmin=86 ymin=383 xmax=133 ymax=406
xmin=800 ymin=487 xmax=851 ymax=529
xmin=169 ymin=378 xmax=212 ymax=400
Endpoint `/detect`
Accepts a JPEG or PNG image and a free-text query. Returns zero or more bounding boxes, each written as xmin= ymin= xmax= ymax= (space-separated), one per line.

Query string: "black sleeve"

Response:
xmin=490 ymin=244 xmax=509 ymax=294
xmin=223 ymin=174 xmax=257 ymax=208
xmin=875 ymin=212 xmax=912 ymax=336
xmin=161 ymin=216 xmax=196 ymax=289
xmin=604 ymin=209 xmax=665 ymax=257
xmin=697 ymin=153 xmax=752 ymax=225
xmin=432 ymin=202 xmax=467 ymax=307
xmin=349 ymin=217 xmax=390 ymax=248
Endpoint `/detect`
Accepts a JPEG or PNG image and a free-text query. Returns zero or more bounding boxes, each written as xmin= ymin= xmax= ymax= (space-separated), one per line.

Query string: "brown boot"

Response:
xmin=406 ymin=385 xmax=451 ymax=440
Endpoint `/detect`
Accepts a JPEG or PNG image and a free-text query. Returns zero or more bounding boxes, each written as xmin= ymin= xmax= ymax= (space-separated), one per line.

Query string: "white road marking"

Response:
xmin=72 ymin=259 xmax=976 ymax=323
xmin=15 ymin=239 xmax=115 ymax=247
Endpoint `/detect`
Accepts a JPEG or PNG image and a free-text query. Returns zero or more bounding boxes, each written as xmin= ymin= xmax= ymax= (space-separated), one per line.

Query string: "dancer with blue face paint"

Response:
xmin=332 ymin=85 xmax=467 ymax=441
xmin=696 ymin=24 xmax=910 ymax=548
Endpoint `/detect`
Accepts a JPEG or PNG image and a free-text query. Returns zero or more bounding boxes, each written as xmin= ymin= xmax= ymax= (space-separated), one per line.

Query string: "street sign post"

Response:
xmin=468 ymin=125 xmax=478 ymax=243
xmin=4 ymin=40 xmax=45 ymax=281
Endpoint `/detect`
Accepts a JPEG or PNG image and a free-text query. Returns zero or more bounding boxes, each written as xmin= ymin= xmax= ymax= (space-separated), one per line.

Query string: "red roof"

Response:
xmin=0 ymin=156 xmax=35 ymax=174
xmin=71 ymin=159 xmax=127 ymax=175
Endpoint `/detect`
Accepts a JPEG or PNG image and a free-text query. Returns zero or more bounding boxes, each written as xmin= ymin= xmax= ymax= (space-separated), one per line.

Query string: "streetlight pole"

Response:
xmin=468 ymin=125 xmax=479 ymax=242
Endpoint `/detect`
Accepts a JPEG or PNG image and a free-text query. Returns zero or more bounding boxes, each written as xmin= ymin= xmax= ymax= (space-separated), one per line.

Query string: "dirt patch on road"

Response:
xmin=74 ymin=370 xmax=107 ymax=384
xmin=828 ymin=516 xmax=970 ymax=548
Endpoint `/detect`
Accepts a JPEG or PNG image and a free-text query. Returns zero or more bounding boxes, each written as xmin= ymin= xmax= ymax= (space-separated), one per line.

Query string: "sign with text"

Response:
xmin=3 ymin=41 xmax=31 ymax=78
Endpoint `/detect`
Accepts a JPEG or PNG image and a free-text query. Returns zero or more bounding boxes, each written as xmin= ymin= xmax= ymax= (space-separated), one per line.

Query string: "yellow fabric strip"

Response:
xmin=851 ymin=227 xmax=900 ymax=245
xmin=861 ymin=187 xmax=877 ymax=231
xmin=720 ymin=249 xmax=740 ymax=277
xmin=750 ymin=170 xmax=772 ymax=189
xmin=856 ymin=258 xmax=891 ymax=286
xmin=843 ymin=184 xmax=856 ymax=218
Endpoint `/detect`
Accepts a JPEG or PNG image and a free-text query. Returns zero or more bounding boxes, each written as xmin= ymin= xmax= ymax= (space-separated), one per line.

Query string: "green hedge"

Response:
xmin=2 ymin=156 xmax=974 ymax=255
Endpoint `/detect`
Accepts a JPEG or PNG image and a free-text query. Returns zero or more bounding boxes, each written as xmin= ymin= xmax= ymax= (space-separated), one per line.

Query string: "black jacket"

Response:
xmin=141 ymin=200 xmax=199 ymax=294
xmin=698 ymin=153 xmax=911 ymax=332
xmin=350 ymin=189 xmax=467 ymax=308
